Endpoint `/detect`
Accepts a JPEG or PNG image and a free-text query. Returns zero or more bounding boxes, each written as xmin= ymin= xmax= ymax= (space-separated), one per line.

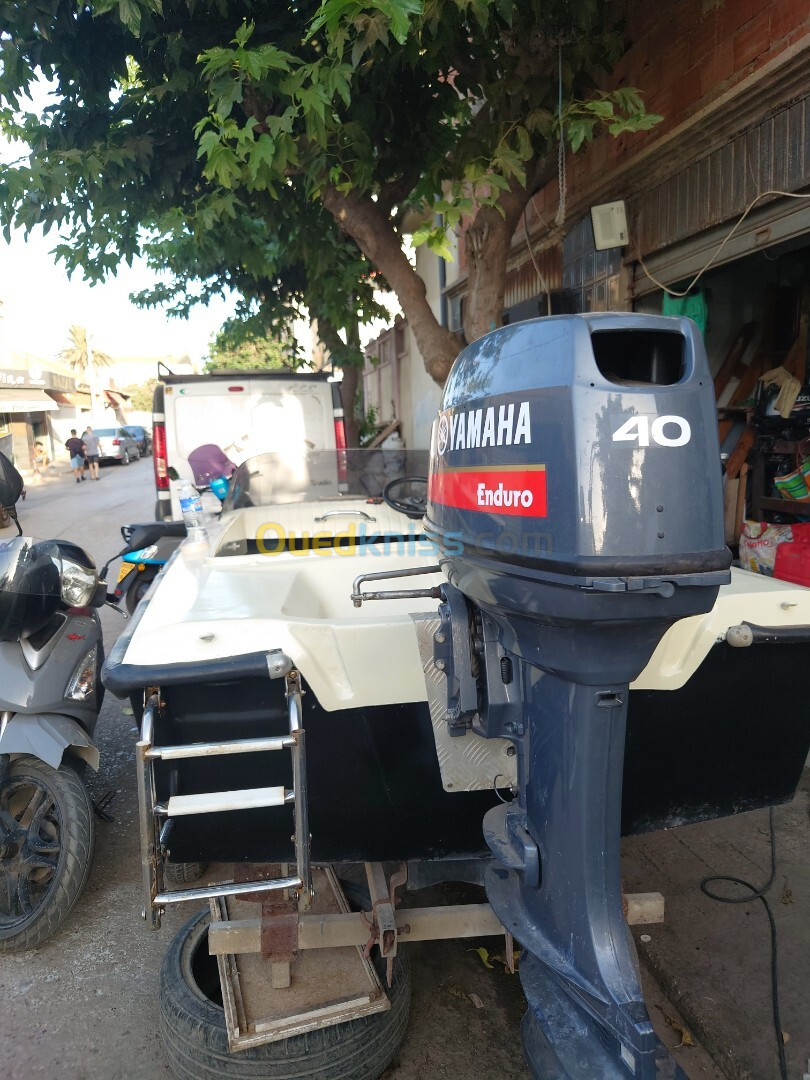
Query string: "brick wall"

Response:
xmin=548 ymin=0 xmax=810 ymax=207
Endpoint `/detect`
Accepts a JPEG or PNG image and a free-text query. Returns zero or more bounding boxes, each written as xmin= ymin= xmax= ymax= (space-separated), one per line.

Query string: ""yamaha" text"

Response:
xmin=439 ymin=401 xmax=531 ymax=455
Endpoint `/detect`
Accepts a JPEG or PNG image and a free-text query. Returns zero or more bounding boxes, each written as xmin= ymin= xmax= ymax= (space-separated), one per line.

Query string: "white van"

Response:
xmin=152 ymin=365 xmax=344 ymax=520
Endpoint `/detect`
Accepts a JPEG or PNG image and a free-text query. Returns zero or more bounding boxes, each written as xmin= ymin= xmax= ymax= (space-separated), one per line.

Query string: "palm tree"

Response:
xmin=59 ymin=325 xmax=112 ymax=422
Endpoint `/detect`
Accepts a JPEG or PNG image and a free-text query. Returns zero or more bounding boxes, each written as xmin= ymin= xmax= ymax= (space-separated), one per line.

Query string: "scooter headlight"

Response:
xmin=60 ymin=558 xmax=98 ymax=607
xmin=65 ymin=644 xmax=98 ymax=701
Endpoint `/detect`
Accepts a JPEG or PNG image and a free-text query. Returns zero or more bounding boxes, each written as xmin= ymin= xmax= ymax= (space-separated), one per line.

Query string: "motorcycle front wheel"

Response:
xmin=0 ymin=755 xmax=95 ymax=952
xmin=126 ymin=567 xmax=158 ymax=615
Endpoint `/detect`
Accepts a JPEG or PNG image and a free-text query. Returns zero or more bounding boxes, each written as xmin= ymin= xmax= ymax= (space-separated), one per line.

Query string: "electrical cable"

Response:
xmin=638 ymin=189 xmax=810 ymax=298
xmin=699 ymin=807 xmax=788 ymax=1080
xmin=523 ymin=203 xmax=552 ymax=315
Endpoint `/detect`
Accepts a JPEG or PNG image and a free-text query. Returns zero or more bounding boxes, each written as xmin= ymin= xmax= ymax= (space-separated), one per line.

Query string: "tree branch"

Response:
xmin=323 ymin=184 xmax=461 ymax=385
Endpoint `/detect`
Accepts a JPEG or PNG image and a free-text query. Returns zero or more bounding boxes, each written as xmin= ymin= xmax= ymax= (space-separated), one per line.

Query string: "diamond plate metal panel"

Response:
xmin=411 ymin=613 xmax=517 ymax=794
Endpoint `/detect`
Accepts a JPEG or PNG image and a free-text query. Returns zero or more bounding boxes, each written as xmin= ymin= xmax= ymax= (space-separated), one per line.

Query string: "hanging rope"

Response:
xmin=554 ymin=44 xmax=566 ymax=228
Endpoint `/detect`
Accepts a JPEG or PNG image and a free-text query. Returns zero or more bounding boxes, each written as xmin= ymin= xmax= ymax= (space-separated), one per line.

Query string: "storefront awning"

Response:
xmin=104 ymin=389 xmax=129 ymax=408
xmin=0 ymin=388 xmax=59 ymax=413
xmin=47 ymin=390 xmax=93 ymax=409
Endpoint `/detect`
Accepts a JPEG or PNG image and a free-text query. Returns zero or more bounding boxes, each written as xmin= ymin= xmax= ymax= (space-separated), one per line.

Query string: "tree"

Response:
xmin=58 ymin=324 xmax=112 ymax=421
xmin=0 ymin=2 xmax=658 ymax=389
xmin=121 ymin=377 xmax=157 ymax=412
xmin=203 ymin=329 xmax=291 ymax=372
xmin=132 ymin=182 xmax=389 ymax=444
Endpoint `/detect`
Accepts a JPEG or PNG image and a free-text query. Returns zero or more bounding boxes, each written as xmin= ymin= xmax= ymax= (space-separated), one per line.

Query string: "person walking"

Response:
xmin=83 ymin=425 xmax=102 ymax=480
xmin=65 ymin=429 xmax=86 ymax=484
xmin=32 ymin=441 xmax=49 ymax=480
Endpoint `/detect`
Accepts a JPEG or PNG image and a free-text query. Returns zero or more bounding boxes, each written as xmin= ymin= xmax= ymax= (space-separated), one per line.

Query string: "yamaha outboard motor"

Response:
xmin=425 ymin=314 xmax=730 ymax=1078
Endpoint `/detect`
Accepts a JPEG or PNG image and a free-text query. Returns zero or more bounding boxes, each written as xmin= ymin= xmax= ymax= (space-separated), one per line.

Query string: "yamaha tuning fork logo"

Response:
xmin=437 ymin=413 xmax=450 ymax=456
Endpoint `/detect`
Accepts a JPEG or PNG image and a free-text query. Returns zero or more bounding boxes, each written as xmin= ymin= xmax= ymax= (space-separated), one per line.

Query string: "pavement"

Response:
xmin=624 ymin=777 xmax=810 ymax=1080
xmin=0 ymin=458 xmax=807 ymax=1079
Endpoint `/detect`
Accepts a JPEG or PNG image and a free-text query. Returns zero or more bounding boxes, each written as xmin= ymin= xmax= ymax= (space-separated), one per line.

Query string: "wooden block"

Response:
xmin=623 ymin=892 xmax=665 ymax=925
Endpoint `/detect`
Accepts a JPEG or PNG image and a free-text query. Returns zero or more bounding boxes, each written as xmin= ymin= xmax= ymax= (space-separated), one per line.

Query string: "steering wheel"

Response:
xmin=382 ymin=475 xmax=428 ymax=519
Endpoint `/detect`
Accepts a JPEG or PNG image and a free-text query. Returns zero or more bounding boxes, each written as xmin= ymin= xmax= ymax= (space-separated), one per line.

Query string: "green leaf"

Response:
xmin=234 ymin=20 xmax=255 ymax=47
xmin=567 ymin=117 xmax=596 ymax=154
xmin=117 ymin=0 xmax=142 ymax=34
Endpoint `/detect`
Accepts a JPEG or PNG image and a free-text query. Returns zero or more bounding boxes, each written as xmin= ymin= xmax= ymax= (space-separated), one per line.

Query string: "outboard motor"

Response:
xmin=425 ymin=314 xmax=731 ymax=1078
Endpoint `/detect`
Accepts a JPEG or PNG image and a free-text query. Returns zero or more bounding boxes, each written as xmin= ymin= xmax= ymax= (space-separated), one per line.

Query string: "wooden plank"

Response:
xmin=210 ymin=894 xmax=666 ymax=956
xmin=717 ymin=418 xmax=734 ymax=444
xmin=724 ymin=478 xmax=740 ymax=546
xmin=366 ymin=418 xmax=401 ymax=449
xmin=780 ymin=336 xmax=802 ymax=379
xmin=713 ymin=323 xmax=756 ymax=400
xmin=796 ymin=283 xmax=810 ymax=385
xmin=728 ymin=355 xmax=766 ymax=407
xmin=724 ymin=426 xmax=755 ymax=480
xmin=734 ymin=463 xmax=748 ymax=544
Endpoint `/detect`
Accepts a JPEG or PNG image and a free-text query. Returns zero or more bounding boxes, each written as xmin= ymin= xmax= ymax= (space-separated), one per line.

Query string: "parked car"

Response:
xmin=94 ymin=427 xmax=140 ymax=465
xmin=123 ymin=425 xmax=152 ymax=457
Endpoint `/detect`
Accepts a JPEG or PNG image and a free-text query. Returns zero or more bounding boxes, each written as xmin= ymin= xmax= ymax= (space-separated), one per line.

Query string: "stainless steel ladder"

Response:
xmin=135 ymin=654 xmax=312 ymax=929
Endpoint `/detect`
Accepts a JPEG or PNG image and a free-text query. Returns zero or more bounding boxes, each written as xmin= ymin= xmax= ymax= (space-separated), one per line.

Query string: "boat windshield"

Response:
xmin=222 ymin=448 xmax=429 ymax=511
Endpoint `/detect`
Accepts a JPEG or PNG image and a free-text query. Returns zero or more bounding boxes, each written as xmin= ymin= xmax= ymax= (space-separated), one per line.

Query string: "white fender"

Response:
xmin=0 ymin=713 xmax=99 ymax=771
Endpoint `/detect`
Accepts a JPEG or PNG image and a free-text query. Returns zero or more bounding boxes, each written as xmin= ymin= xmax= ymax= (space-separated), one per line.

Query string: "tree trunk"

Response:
xmin=322 ymin=185 xmax=461 ymax=385
xmin=339 ymin=362 xmax=361 ymax=448
xmin=463 ymin=175 xmax=541 ymax=343
xmin=317 ymin=316 xmax=362 ymax=447
xmin=463 ymin=204 xmax=515 ymax=343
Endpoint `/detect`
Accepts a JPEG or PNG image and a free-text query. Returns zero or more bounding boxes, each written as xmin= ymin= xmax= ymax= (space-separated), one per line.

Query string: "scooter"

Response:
xmin=0 ymin=451 xmax=109 ymax=951
xmin=103 ymin=521 xmax=187 ymax=616
xmin=102 ymin=463 xmax=231 ymax=615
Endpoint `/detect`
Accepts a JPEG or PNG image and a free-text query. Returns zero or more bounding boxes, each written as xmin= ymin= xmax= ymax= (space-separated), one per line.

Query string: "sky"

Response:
xmin=0 ymin=223 xmax=237 ymax=367
xmin=0 ymin=73 xmax=239 ymax=369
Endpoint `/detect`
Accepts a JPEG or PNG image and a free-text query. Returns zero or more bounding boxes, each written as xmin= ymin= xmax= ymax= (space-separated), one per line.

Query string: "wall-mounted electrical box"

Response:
xmin=590 ymin=200 xmax=629 ymax=250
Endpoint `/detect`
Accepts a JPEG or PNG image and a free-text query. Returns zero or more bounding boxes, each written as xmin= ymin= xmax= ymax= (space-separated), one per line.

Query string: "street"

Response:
xmin=0 ymin=460 xmax=722 ymax=1080
xmin=0 ymin=459 xmax=537 ymax=1080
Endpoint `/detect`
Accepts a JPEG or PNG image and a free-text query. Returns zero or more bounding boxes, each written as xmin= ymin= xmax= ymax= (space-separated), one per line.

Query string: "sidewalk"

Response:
xmin=21 ymin=461 xmax=89 ymax=486
xmin=622 ymin=770 xmax=810 ymax=1080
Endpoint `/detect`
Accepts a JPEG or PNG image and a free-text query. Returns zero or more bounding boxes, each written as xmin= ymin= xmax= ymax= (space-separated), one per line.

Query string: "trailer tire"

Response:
xmin=164 ymin=860 xmax=207 ymax=885
xmin=160 ymin=908 xmax=411 ymax=1080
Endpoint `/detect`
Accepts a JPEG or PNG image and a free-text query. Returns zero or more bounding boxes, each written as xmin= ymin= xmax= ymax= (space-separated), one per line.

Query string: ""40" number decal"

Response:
xmin=611 ymin=415 xmax=691 ymax=447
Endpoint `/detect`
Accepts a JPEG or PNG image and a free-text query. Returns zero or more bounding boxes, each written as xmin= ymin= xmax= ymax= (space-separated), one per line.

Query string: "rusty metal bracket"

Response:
xmin=260 ymin=897 xmax=299 ymax=963
xmin=364 ymin=862 xmax=408 ymax=985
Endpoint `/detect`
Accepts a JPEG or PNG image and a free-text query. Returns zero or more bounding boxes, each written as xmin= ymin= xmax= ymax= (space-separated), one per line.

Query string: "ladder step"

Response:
xmin=158 ymin=786 xmax=294 ymax=817
xmin=154 ymin=875 xmax=302 ymax=906
xmin=147 ymin=735 xmax=295 ymax=761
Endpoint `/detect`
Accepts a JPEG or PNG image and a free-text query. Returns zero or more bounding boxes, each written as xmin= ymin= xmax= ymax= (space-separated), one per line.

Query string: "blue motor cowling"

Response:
xmin=426 ymin=313 xmax=730 ymax=682
xmin=425 ymin=315 xmax=730 ymax=1079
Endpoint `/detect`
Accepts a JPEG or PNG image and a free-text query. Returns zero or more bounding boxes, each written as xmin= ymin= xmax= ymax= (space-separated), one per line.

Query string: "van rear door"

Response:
xmin=153 ymin=372 xmax=340 ymax=520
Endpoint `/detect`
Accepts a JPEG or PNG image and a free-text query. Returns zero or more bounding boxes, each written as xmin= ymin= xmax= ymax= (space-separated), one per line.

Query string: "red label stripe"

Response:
xmin=429 ymin=465 xmax=547 ymax=517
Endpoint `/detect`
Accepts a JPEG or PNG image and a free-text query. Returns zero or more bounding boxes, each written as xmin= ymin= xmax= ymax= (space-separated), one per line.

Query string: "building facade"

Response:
xmin=365 ymin=0 xmax=810 ymax=448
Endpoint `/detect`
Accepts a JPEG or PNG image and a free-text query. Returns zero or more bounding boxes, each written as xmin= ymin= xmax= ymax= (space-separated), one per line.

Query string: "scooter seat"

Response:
xmin=126 ymin=521 xmax=187 ymax=550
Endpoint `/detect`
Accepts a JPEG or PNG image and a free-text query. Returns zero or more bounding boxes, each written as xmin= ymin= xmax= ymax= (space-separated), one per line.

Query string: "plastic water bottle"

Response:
xmin=178 ymin=481 xmax=208 ymax=543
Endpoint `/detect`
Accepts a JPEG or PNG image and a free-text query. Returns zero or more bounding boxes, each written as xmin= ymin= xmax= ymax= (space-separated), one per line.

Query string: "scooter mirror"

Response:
xmin=0 ymin=449 xmax=24 ymax=509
